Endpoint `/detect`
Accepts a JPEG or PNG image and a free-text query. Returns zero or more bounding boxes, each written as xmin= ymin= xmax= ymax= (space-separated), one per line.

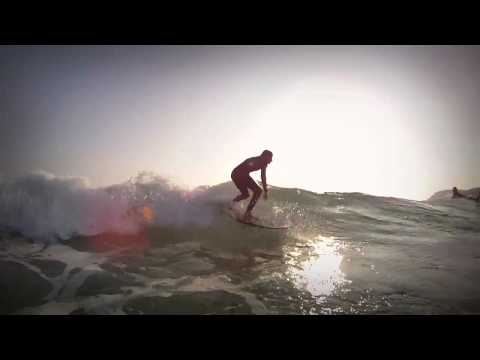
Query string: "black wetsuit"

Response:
xmin=231 ymin=156 xmax=266 ymax=196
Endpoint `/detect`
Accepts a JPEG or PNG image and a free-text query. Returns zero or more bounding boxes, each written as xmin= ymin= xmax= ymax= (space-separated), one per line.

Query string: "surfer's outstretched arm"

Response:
xmin=261 ymin=167 xmax=268 ymax=199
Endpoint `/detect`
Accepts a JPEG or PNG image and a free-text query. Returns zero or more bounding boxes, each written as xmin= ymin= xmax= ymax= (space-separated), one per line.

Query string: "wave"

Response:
xmin=1 ymin=171 xmax=479 ymax=243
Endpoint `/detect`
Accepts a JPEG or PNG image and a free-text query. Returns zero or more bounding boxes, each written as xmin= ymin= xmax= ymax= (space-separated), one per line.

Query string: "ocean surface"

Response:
xmin=1 ymin=172 xmax=479 ymax=314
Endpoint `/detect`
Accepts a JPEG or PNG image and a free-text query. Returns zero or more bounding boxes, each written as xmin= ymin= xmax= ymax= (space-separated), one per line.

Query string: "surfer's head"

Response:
xmin=261 ymin=150 xmax=273 ymax=164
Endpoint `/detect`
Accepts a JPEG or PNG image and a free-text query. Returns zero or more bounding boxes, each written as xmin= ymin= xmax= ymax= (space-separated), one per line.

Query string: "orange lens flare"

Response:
xmin=86 ymin=205 xmax=155 ymax=253
xmin=142 ymin=206 xmax=154 ymax=222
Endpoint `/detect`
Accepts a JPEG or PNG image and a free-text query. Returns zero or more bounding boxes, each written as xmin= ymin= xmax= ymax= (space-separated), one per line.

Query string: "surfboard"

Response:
xmin=225 ymin=206 xmax=289 ymax=229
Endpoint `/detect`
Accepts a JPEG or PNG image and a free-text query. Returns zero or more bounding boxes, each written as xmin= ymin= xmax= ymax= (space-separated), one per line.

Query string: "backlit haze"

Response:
xmin=1 ymin=45 xmax=479 ymax=200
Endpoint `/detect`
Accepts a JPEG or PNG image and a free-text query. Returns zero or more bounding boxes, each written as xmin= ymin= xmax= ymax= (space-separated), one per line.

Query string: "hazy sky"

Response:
xmin=1 ymin=45 xmax=479 ymax=200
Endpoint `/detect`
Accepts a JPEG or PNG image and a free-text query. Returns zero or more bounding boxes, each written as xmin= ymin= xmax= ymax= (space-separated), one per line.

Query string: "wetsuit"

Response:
xmin=231 ymin=156 xmax=268 ymax=212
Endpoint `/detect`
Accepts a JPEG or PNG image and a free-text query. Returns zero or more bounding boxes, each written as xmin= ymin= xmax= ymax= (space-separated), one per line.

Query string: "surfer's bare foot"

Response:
xmin=243 ymin=211 xmax=253 ymax=222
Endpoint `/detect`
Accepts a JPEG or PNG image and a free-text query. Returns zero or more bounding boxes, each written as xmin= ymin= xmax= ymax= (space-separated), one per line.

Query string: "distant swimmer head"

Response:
xmin=261 ymin=150 xmax=273 ymax=164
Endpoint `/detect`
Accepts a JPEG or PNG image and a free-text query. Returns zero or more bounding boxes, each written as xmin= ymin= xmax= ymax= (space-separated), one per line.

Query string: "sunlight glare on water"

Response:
xmin=286 ymin=234 xmax=348 ymax=302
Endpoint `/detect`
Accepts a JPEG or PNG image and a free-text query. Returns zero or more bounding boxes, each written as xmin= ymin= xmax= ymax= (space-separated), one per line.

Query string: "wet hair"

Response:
xmin=261 ymin=150 xmax=273 ymax=158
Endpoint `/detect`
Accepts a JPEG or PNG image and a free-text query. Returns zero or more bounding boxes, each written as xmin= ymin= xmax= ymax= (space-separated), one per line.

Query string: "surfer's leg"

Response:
xmin=231 ymin=174 xmax=250 ymax=203
xmin=233 ymin=193 xmax=249 ymax=202
xmin=246 ymin=189 xmax=261 ymax=211
xmin=245 ymin=177 xmax=262 ymax=213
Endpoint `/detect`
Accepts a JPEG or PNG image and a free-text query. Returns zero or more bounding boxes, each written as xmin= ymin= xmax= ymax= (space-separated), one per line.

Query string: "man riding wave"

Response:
xmin=231 ymin=150 xmax=273 ymax=222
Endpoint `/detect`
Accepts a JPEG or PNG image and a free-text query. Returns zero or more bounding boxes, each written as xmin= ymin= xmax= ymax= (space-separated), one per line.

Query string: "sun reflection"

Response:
xmin=285 ymin=234 xmax=348 ymax=301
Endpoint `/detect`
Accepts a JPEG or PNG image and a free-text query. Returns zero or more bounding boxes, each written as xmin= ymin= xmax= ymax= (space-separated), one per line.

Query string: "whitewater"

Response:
xmin=1 ymin=171 xmax=479 ymax=314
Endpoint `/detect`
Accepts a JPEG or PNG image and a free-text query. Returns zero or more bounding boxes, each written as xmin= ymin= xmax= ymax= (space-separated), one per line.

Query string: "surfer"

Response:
xmin=452 ymin=187 xmax=465 ymax=199
xmin=452 ymin=187 xmax=480 ymax=202
xmin=231 ymin=150 xmax=273 ymax=222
